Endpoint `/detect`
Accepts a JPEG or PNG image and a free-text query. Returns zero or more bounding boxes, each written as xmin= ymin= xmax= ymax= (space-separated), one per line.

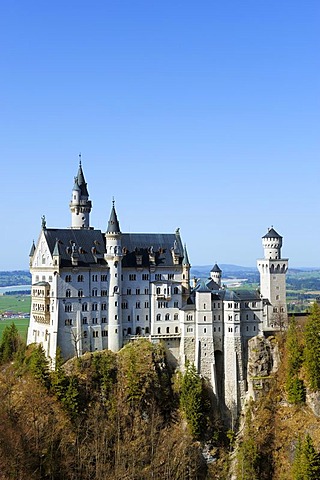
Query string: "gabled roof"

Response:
xmin=121 ymin=232 xmax=184 ymax=268
xmin=29 ymin=241 xmax=36 ymax=257
xmin=262 ymin=227 xmax=282 ymax=239
xmin=43 ymin=228 xmax=107 ymax=267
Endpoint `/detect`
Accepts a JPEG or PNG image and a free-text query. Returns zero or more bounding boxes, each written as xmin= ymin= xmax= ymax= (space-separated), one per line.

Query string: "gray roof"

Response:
xmin=44 ymin=228 xmax=107 ymax=267
xmin=29 ymin=241 xmax=36 ymax=257
xmin=76 ymin=163 xmax=89 ymax=197
xmin=223 ymin=289 xmax=262 ymax=301
xmin=210 ymin=263 xmax=222 ymax=273
xmin=121 ymin=232 xmax=184 ymax=268
xmin=107 ymin=205 xmax=121 ymax=234
xmin=182 ymin=244 xmax=190 ymax=266
xmin=262 ymin=227 xmax=282 ymax=239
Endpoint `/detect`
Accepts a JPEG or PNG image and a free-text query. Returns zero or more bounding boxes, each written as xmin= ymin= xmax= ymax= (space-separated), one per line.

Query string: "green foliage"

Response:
xmin=293 ymin=434 xmax=320 ymax=479
xmin=304 ymin=303 xmax=320 ymax=391
xmin=236 ymin=409 xmax=260 ymax=480
xmin=0 ymin=322 xmax=24 ymax=364
xmin=26 ymin=344 xmax=50 ymax=387
xmin=285 ymin=317 xmax=305 ymax=403
xmin=286 ymin=377 xmax=306 ymax=404
xmin=180 ymin=363 xmax=205 ymax=439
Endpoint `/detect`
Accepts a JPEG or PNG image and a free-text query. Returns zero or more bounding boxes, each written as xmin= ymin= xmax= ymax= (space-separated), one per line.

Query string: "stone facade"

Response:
xmin=27 ymin=162 xmax=288 ymax=412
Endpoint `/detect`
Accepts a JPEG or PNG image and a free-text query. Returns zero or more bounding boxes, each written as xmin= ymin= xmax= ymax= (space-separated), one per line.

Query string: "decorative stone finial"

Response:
xmin=41 ymin=215 xmax=46 ymax=230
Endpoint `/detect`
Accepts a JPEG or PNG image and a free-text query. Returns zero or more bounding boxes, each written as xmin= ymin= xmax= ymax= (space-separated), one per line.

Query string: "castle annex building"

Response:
xmin=27 ymin=162 xmax=288 ymax=411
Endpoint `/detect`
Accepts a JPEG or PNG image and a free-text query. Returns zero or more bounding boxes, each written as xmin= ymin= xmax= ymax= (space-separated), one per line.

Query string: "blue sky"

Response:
xmin=1 ymin=1 xmax=319 ymax=270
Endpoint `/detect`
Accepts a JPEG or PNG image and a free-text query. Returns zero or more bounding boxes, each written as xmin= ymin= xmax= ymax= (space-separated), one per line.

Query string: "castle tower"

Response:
xmin=182 ymin=244 xmax=191 ymax=301
xmin=257 ymin=227 xmax=288 ymax=329
xmin=105 ymin=201 xmax=123 ymax=352
xmin=69 ymin=157 xmax=92 ymax=229
xmin=210 ymin=263 xmax=222 ymax=287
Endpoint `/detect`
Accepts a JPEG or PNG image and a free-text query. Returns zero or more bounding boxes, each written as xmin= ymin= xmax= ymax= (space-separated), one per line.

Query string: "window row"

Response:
xmin=65 ymin=274 xmax=108 ymax=283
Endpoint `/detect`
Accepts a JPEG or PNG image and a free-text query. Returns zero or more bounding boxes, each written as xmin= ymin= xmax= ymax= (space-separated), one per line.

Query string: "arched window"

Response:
xmin=145 ymin=327 xmax=150 ymax=334
xmin=174 ymin=287 xmax=179 ymax=294
xmin=66 ymin=289 xmax=71 ymax=298
xmin=175 ymin=326 xmax=179 ymax=333
xmin=78 ymin=289 xmax=83 ymax=297
xmin=165 ymin=313 xmax=170 ymax=321
xmin=77 ymin=274 xmax=84 ymax=282
xmin=82 ymin=303 xmax=88 ymax=312
xmin=136 ymin=327 xmax=141 ymax=335
xmin=156 ymin=314 xmax=161 ymax=321
xmin=166 ymin=327 xmax=170 ymax=333
xmin=127 ymin=327 xmax=132 ymax=335
xmin=174 ymin=313 xmax=179 ymax=321
xmin=64 ymin=303 xmax=72 ymax=312
xmin=157 ymin=327 xmax=161 ymax=334
xmin=66 ymin=275 xmax=72 ymax=282
xmin=156 ymin=287 xmax=161 ymax=295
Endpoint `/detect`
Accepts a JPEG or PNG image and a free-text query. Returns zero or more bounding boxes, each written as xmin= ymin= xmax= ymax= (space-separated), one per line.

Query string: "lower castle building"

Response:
xmin=27 ymin=161 xmax=288 ymax=413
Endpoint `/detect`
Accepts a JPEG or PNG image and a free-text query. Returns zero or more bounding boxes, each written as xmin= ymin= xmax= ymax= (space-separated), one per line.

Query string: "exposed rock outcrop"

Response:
xmin=247 ymin=335 xmax=279 ymax=400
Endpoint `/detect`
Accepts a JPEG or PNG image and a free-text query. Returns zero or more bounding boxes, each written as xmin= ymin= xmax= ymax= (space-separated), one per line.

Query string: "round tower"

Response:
xmin=210 ymin=263 xmax=222 ymax=287
xmin=69 ymin=156 xmax=92 ymax=229
xmin=262 ymin=226 xmax=282 ymax=260
xmin=105 ymin=201 xmax=122 ymax=352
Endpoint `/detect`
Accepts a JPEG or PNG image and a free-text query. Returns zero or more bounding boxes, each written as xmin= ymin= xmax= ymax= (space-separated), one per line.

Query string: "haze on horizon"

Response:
xmin=1 ymin=1 xmax=319 ymax=271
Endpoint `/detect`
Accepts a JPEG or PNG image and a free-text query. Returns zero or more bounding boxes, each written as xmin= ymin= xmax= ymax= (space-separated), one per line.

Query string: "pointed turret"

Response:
xmin=69 ymin=156 xmax=92 ymax=229
xmin=182 ymin=244 xmax=190 ymax=266
xmin=210 ymin=263 xmax=222 ymax=287
xmin=106 ymin=200 xmax=121 ymax=234
xmin=53 ymin=239 xmax=61 ymax=268
xmin=182 ymin=244 xmax=191 ymax=299
xmin=29 ymin=240 xmax=36 ymax=267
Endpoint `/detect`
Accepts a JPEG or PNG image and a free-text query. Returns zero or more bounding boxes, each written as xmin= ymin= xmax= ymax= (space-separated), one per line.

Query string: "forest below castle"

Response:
xmin=2 ymin=306 xmax=320 ymax=478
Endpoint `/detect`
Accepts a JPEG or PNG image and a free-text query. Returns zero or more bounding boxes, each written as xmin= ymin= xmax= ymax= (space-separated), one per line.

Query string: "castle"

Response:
xmin=27 ymin=161 xmax=288 ymax=412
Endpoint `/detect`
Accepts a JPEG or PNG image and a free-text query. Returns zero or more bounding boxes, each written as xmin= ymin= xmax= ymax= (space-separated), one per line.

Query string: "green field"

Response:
xmin=0 ymin=294 xmax=31 ymax=341
xmin=0 ymin=294 xmax=31 ymax=314
xmin=0 ymin=317 xmax=29 ymax=341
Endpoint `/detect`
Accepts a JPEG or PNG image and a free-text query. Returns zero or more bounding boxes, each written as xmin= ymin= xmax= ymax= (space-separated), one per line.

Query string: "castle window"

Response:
xmin=142 ymin=274 xmax=149 ymax=281
xmin=214 ymin=327 xmax=216 ymax=332
xmin=92 ymin=274 xmax=98 ymax=282
xmin=213 ymin=302 xmax=216 ymax=308
xmin=246 ymin=314 xmax=249 ymax=320
xmin=203 ymin=303 xmax=206 ymax=309
xmin=127 ymin=328 xmax=132 ymax=334
xmin=65 ymin=275 xmax=71 ymax=282
xmin=228 ymin=303 xmax=232 ymax=308
xmin=253 ymin=326 xmax=256 ymax=331
xmin=77 ymin=275 xmax=84 ymax=282
xmin=156 ymin=314 xmax=161 ymax=321
xmin=146 ymin=314 xmax=149 ymax=321
xmin=166 ymin=327 xmax=170 ymax=333
xmin=92 ymin=303 xmax=98 ymax=311
xmin=114 ymin=286 xmax=118 ymax=293
xmin=145 ymin=301 xmax=149 ymax=308
xmin=82 ymin=303 xmax=88 ymax=312
xmin=65 ymin=318 xmax=72 ymax=326
xmin=204 ymin=328 xmax=207 ymax=333
xmin=155 ymin=274 xmax=162 ymax=280
xmin=218 ymin=303 xmax=221 ymax=308
xmin=78 ymin=290 xmax=83 ymax=297
xmin=146 ymin=327 xmax=150 ymax=334
xmin=102 ymin=330 xmax=108 ymax=337
xmin=174 ymin=301 xmax=179 ymax=308
xmin=174 ymin=287 xmax=179 ymax=294
xmin=156 ymin=287 xmax=161 ymax=295
xmin=83 ymin=331 xmax=88 ymax=338
xmin=101 ymin=290 xmax=108 ymax=296
xmin=92 ymin=331 xmax=99 ymax=338
xmin=115 ymin=315 xmax=117 ymax=320
xmin=101 ymin=303 xmax=107 ymax=310
xmin=136 ymin=302 xmax=141 ymax=309
xmin=145 ymin=288 xmax=149 ymax=294
xmin=129 ymin=274 xmax=136 ymax=281
xmin=158 ymin=327 xmax=161 ymax=334
xmin=65 ymin=303 xmax=72 ymax=312
xmin=101 ymin=274 xmax=108 ymax=282
xmin=102 ymin=317 xmax=107 ymax=323
xmin=175 ymin=326 xmax=179 ymax=333
xmin=115 ymin=301 xmax=118 ymax=307
xmin=168 ymin=274 xmax=174 ymax=280
xmin=218 ymin=327 xmax=221 ymax=332
xmin=92 ymin=289 xmax=98 ymax=297
xmin=136 ymin=327 xmax=141 ymax=335
xmin=214 ymin=315 xmax=216 ymax=321
xmin=187 ymin=327 xmax=193 ymax=333
xmin=252 ymin=302 xmax=257 ymax=308
xmin=204 ymin=316 xmax=207 ymax=322
xmin=253 ymin=314 xmax=256 ymax=320
xmin=121 ymin=302 xmax=128 ymax=309
xmin=82 ymin=317 xmax=87 ymax=324
xmin=187 ymin=314 xmax=193 ymax=321
xmin=245 ymin=302 xmax=249 ymax=308
xmin=174 ymin=313 xmax=179 ymax=321
xmin=66 ymin=289 xmax=71 ymax=298
xmin=228 ymin=315 xmax=232 ymax=321
xmin=136 ymin=315 xmax=140 ymax=321
xmin=165 ymin=313 xmax=170 ymax=321
xmin=246 ymin=326 xmax=249 ymax=331
xmin=128 ymin=315 xmax=131 ymax=321
xmin=127 ymin=289 xmax=131 ymax=295
xmin=136 ymin=288 xmax=140 ymax=295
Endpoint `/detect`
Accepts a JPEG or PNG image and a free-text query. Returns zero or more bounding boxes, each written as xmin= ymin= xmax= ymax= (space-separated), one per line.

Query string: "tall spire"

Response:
xmin=182 ymin=244 xmax=190 ymax=266
xmin=106 ymin=200 xmax=121 ymax=234
xmin=70 ymin=157 xmax=92 ymax=229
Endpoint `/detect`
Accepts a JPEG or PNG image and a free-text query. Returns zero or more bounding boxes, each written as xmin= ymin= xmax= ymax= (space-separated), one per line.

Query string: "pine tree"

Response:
xmin=293 ymin=434 xmax=320 ymax=479
xmin=27 ymin=344 xmax=50 ymax=388
xmin=304 ymin=303 xmax=320 ymax=391
xmin=0 ymin=322 xmax=23 ymax=364
xmin=180 ymin=363 xmax=205 ymax=439
xmin=285 ymin=317 xmax=305 ymax=403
